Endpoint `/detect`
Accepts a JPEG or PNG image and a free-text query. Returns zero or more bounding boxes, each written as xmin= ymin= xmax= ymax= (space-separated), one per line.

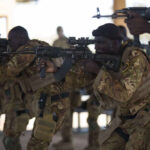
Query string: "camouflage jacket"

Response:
xmin=94 ymin=46 xmax=150 ymax=116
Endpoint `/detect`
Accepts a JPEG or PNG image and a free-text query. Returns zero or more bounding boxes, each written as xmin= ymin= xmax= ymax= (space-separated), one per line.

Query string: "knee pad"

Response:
xmin=33 ymin=116 xmax=56 ymax=142
xmin=3 ymin=136 xmax=21 ymax=150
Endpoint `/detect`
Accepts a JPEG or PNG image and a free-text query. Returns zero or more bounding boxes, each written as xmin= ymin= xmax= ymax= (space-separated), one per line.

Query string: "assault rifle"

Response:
xmin=93 ymin=7 xmax=150 ymax=46
xmin=68 ymin=37 xmax=95 ymax=46
xmin=1 ymin=44 xmax=121 ymax=73
xmin=0 ymin=37 xmax=121 ymax=79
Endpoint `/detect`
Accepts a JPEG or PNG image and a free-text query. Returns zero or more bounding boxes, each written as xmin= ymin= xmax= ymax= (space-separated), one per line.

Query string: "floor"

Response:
xmin=0 ymin=131 xmax=88 ymax=150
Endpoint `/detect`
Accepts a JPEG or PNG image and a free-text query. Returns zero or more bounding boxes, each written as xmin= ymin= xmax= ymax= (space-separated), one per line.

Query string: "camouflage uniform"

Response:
xmin=0 ymin=78 xmax=30 ymax=150
xmin=4 ymin=38 xmax=92 ymax=150
xmin=26 ymin=80 xmax=71 ymax=150
xmin=0 ymin=54 xmax=28 ymax=150
xmin=1 ymin=39 xmax=49 ymax=150
xmin=26 ymin=60 xmax=93 ymax=150
xmin=94 ymin=46 xmax=150 ymax=150
xmin=84 ymin=41 xmax=135 ymax=150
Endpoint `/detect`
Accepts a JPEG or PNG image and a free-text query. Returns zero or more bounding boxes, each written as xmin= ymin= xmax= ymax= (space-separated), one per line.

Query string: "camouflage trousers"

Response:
xmin=100 ymin=109 xmax=150 ymax=150
xmin=27 ymin=97 xmax=70 ymax=150
xmin=60 ymin=91 xmax=81 ymax=142
xmin=2 ymin=81 xmax=30 ymax=150
xmin=3 ymin=94 xmax=70 ymax=150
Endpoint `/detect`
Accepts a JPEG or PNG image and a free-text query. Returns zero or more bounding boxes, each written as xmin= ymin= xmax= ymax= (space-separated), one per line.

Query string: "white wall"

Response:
xmin=0 ymin=0 xmax=16 ymax=33
xmin=0 ymin=0 xmax=113 ymax=44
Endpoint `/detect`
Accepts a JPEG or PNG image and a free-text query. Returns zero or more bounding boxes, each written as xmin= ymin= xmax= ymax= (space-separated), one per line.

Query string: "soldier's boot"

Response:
xmin=84 ymin=117 xmax=100 ymax=150
xmin=3 ymin=136 xmax=21 ymax=150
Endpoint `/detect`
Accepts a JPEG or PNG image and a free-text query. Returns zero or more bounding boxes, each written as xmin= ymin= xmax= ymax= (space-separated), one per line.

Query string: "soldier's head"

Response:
xmin=8 ymin=26 xmax=30 ymax=52
xmin=118 ymin=25 xmax=128 ymax=42
xmin=92 ymin=23 xmax=122 ymax=55
xmin=57 ymin=26 xmax=64 ymax=38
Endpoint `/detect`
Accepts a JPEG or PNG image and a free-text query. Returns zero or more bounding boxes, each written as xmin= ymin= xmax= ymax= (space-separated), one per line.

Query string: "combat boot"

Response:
xmin=3 ymin=136 xmax=22 ymax=150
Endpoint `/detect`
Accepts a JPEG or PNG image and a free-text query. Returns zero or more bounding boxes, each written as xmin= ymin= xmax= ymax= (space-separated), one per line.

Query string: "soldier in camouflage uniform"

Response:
xmin=25 ymin=58 xmax=93 ymax=150
xmin=53 ymin=26 xmax=70 ymax=49
xmin=3 ymin=26 xmax=67 ymax=150
xmin=0 ymin=27 xmax=32 ymax=150
xmin=82 ymin=24 xmax=125 ymax=150
xmin=4 ymin=26 xmax=93 ymax=150
xmin=1 ymin=26 xmax=54 ymax=150
xmin=90 ymin=23 xmax=150 ymax=149
xmin=52 ymin=26 xmax=81 ymax=150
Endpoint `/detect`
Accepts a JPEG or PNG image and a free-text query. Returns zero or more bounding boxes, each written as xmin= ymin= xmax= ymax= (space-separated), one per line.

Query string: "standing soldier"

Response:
xmin=53 ymin=26 xmax=70 ymax=49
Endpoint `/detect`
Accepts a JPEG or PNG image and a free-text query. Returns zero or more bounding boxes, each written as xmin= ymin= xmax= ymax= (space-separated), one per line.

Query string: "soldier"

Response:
xmin=0 ymin=27 xmax=32 ymax=150
xmin=53 ymin=26 xmax=70 ymax=49
xmin=2 ymin=26 xmax=68 ymax=150
xmin=90 ymin=23 xmax=150 ymax=149
xmin=26 ymin=54 xmax=93 ymax=150
xmin=3 ymin=26 xmax=93 ymax=150
xmin=82 ymin=24 xmax=125 ymax=150
xmin=1 ymin=26 xmax=56 ymax=150
xmin=52 ymin=26 xmax=81 ymax=150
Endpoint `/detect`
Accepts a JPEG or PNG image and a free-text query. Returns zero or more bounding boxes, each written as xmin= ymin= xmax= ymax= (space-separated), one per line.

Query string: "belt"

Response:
xmin=51 ymin=92 xmax=70 ymax=102
xmin=16 ymin=109 xmax=29 ymax=116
